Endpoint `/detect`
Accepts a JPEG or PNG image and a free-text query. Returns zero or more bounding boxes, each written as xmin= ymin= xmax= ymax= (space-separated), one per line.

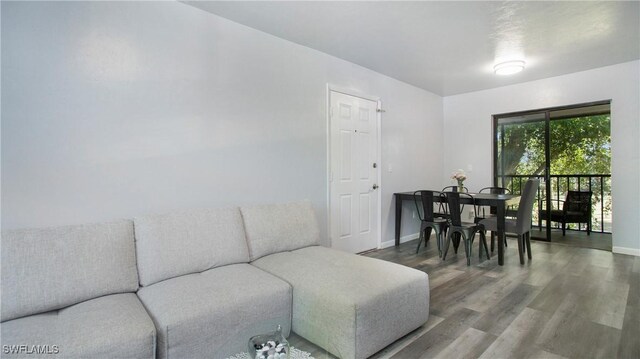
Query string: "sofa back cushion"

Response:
xmin=1 ymin=220 xmax=139 ymax=322
xmin=241 ymin=200 xmax=321 ymax=261
xmin=134 ymin=207 xmax=250 ymax=287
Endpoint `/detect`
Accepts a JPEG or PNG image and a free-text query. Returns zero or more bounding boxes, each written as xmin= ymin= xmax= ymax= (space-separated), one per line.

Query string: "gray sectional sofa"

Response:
xmin=1 ymin=221 xmax=156 ymax=359
xmin=1 ymin=201 xmax=429 ymax=359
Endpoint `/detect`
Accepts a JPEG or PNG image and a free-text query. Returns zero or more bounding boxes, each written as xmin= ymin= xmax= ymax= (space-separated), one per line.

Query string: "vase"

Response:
xmin=457 ymin=179 xmax=464 ymax=192
xmin=248 ymin=325 xmax=290 ymax=359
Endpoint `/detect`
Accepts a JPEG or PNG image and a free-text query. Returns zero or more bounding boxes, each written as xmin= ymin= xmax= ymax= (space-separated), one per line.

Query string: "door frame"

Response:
xmin=492 ymin=99 xmax=612 ymax=242
xmin=326 ymin=84 xmax=382 ymax=251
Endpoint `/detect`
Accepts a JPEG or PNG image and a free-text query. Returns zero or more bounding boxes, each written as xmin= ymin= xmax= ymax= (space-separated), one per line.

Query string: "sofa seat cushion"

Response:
xmin=0 ymin=293 xmax=155 ymax=359
xmin=1 ymin=220 xmax=139 ymax=322
xmin=136 ymin=263 xmax=292 ymax=359
xmin=252 ymin=246 xmax=430 ymax=359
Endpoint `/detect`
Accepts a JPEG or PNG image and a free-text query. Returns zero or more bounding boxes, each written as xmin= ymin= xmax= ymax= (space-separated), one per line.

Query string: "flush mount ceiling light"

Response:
xmin=494 ymin=60 xmax=526 ymax=75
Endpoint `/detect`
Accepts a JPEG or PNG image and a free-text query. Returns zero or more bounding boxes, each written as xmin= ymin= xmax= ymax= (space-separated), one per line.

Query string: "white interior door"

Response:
xmin=329 ymin=91 xmax=379 ymax=253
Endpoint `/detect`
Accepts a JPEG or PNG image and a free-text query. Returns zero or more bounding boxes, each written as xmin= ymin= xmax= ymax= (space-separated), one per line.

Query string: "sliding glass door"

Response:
xmin=493 ymin=101 xmax=611 ymax=242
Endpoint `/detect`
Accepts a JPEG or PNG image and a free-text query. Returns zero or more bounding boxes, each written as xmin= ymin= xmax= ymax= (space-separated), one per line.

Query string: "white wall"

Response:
xmin=443 ymin=61 xmax=640 ymax=254
xmin=1 ymin=1 xmax=443 ymax=245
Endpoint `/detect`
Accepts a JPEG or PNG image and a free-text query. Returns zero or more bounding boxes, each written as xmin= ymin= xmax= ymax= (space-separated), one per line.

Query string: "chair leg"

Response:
xmin=478 ymin=232 xmax=483 ymax=260
xmin=562 ymin=221 xmax=566 ymax=236
xmin=587 ymin=221 xmax=591 ymax=236
xmin=517 ymin=234 xmax=525 ymax=265
xmin=525 ymin=231 xmax=532 ymax=260
xmin=442 ymin=230 xmax=452 ymax=260
xmin=423 ymin=227 xmax=432 ymax=253
xmin=425 ymin=227 xmax=433 ymax=245
xmin=434 ymin=228 xmax=442 ymax=257
xmin=461 ymin=232 xmax=471 ymax=266
xmin=416 ymin=225 xmax=433 ymax=254
xmin=453 ymin=233 xmax=460 ymax=254
xmin=490 ymin=231 xmax=495 ymax=252
xmin=480 ymin=231 xmax=490 ymax=260
xmin=468 ymin=233 xmax=474 ymax=265
xmin=443 ymin=227 xmax=449 ymax=257
xmin=416 ymin=224 xmax=425 ymax=253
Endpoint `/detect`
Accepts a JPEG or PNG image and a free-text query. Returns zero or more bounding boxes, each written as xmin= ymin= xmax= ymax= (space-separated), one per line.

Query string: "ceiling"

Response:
xmin=184 ymin=1 xmax=640 ymax=96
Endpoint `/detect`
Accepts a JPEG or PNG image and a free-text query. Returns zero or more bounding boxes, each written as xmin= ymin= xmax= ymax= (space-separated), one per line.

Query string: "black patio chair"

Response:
xmin=539 ymin=190 xmax=593 ymax=235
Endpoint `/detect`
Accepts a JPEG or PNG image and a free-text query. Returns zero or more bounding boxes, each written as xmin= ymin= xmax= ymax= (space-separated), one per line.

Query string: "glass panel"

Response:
xmin=496 ymin=113 xmax=546 ymax=194
xmin=548 ymin=114 xmax=611 ymax=175
xmin=548 ymin=109 xmax=611 ymax=233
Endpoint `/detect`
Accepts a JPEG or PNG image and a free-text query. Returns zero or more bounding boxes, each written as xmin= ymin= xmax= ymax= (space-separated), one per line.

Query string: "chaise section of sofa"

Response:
xmin=241 ymin=200 xmax=430 ymax=359
xmin=134 ymin=208 xmax=292 ymax=359
xmin=252 ymin=247 xmax=430 ymax=359
xmin=0 ymin=220 xmax=156 ymax=359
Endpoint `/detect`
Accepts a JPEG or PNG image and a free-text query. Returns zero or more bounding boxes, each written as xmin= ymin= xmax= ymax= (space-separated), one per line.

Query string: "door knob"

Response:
xmin=372 ymin=184 xmax=379 ymax=190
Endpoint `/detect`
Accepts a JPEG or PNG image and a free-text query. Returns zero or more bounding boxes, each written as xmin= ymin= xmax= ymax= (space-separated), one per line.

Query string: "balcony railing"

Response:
xmin=498 ymin=174 xmax=612 ymax=233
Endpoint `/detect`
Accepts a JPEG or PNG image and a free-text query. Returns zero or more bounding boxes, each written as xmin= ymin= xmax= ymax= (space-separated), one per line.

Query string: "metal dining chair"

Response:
xmin=413 ymin=191 xmax=448 ymax=256
xmin=441 ymin=185 xmax=469 ymax=193
xmin=437 ymin=185 xmax=468 ymax=219
xmin=474 ymin=186 xmax=510 ymax=222
xmin=538 ymin=190 xmax=592 ymax=235
xmin=441 ymin=191 xmax=490 ymax=266
xmin=474 ymin=186 xmax=510 ymax=251
xmin=480 ymin=179 xmax=540 ymax=264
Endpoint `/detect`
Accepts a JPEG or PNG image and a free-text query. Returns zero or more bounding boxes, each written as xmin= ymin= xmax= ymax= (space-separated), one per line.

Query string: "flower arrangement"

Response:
xmin=451 ymin=169 xmax=467 ymax=191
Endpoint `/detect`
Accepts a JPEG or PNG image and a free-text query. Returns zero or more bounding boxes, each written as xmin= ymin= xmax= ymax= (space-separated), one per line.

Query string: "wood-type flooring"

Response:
xmin=289 ymin=236 xmax=639 ymax=359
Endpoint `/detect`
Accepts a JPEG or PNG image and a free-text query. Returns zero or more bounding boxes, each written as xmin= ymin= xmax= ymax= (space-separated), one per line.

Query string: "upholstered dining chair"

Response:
xmin=480 ymin=179 xmax=540 ymax=265
xmin=441 ymin=191 xmax=489 ymax=266
xmin=413 ymin=191 xmax=448 ymax=256
xmin=474 ymin=186 xmax=510 ymax=251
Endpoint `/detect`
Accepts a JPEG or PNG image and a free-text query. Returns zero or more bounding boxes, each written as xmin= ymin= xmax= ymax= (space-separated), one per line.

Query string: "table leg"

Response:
xmin=497 ymin=202 xmax=505 ymax=265
xmin=395 ymin=195 xmax=402 ymax=246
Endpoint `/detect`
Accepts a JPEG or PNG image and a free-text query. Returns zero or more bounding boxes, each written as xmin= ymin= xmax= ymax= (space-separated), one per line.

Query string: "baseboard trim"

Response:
xmin=379 ymin=233 xmax=420 ymax=249
xmin=612 ymin=246 xmax=640 ymax=256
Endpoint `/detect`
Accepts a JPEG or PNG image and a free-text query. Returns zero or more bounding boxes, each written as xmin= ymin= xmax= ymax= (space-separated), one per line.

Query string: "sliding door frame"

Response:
xmin=491 ymin=99 xmax=611 ymax=242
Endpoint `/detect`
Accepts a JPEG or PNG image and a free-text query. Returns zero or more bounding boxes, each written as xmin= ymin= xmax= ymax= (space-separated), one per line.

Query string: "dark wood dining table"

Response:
xmin=394 ymin=191 xmax=520 ymax=265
